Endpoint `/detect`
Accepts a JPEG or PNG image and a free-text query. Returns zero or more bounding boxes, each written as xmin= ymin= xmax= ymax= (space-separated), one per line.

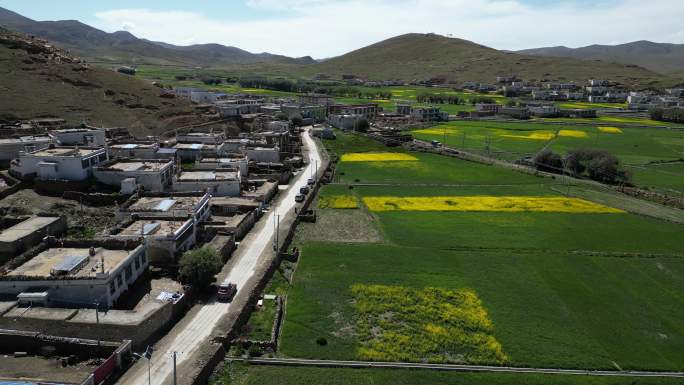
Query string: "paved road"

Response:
xmin=239 ymin=357 xmax=684 ymax=378
xmin=121 ymin=129 xmax=323 ymax=385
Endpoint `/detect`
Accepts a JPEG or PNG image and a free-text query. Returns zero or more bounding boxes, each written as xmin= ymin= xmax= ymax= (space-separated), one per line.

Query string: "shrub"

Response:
xmin=178 ymin=247 xmax=222 ymax=290
xmin=316 ymin=337 xmax=328 ymax=346
xmin=533 ymin=150 xmax=563 ymax=173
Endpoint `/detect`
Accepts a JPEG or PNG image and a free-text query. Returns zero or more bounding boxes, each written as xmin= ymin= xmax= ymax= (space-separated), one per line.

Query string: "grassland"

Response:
xmin=215 ymin=363 xmax=684 ymax=385
xmin=274 ymin=131 xmax=684 ymax=375
xmin=410 ymin=120 xmax=684 ymax=195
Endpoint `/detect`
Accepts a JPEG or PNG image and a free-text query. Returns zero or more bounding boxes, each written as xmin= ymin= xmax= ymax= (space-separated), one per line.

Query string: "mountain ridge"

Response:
xmin=517 ymin=41 xmax=684 ymax=74
xmin=0 ymin=6 xmax=316 ymax=66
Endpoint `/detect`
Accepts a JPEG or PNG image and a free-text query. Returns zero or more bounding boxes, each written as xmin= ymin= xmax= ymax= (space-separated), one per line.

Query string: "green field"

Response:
xmin=273 ymin=131 xmax=684 ymax=375
xmin=214 ymin=363 xmax=684 ymax=385
xmin=411 ymin=120 xmax=684 ymax=195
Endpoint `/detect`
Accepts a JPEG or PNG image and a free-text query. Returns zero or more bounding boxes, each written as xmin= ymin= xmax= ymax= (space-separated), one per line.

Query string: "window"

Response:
xmin=135 ymin=257 xmax=140 ymax=270
xmin=81 ymin=159 xmax=89 ymax=168
xmin=116 ymin=273 xmax=123 ymax=287
xmin=141 ymin=253 xmax=147 ymax=264
xmin=125 ymin=263 xmax=133 ymax=278
xmin=99 ymin=153 xmax=107 ymax=162
xmin=110 ymin=282 xmax=116 ymax=294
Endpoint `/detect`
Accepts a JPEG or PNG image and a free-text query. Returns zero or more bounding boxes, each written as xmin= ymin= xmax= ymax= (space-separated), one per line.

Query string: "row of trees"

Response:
xmin=533 ymin=149 xmax=630 ymax=184
xmin=650 ymin=107 xmax=684 ymax=123
xmin=416 ymin=92 xmax=461 ymax=105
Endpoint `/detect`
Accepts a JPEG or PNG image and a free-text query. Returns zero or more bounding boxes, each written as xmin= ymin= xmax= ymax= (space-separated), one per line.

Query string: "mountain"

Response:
xmin=297 ymin=33 xmax=674 ymax=87
xmin=517 ymin=41 xmax=684 ymax=74
xmin=0 ymin=27 xmax=196 ymax=135
xmin=0 ymin=6 xmax=315 ymax=67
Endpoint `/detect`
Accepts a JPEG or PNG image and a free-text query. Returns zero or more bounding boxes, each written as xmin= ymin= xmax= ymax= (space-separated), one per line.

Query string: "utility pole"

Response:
xmin=172 ymin=351 xmax=177 ymax=385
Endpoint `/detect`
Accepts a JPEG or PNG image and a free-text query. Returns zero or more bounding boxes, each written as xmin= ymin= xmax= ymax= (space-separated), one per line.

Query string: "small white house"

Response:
xmin=176 ymin=132 xmax=226 ymax=145
xmin=93 ymin=159 xmax=174 ymax=192
xmin=108 ymin=143 xmax=160 ymax=159
xmin=0 ymin=136 xmax=52 ymax=163
xmin=111 ymin=218 xmax=197 ymax=265
xmin=173 ymin=171 xmax=241 ymax=196
xmin=49 ymin=128 xmax=107 ymax=147
xmin=246 ymin=147 xmax=280 ymax=163
xmin=10 ymin=146 xmax=108 ymax=181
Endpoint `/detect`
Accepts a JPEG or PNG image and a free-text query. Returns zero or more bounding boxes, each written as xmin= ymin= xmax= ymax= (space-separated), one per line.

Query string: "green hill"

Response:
xmin=297 ymin=33 xmax=677 ymax=87
xmin=0 ymin=27 xmax=194 ymax=135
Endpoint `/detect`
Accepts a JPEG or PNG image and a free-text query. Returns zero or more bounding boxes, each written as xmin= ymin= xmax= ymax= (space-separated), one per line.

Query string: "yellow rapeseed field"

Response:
xmin=318 ymin=195 xmax=358 ymax=209
xmin=352 ymin=284 xmax=507 ymax=364
xmin=598 ymin=126 xmax=623 ymax=134
xmin=362 ymin=196 xmax=625 ymax=213
xmin=414 ymin=127 xmax=458 ymax=136
xmin=500 ymin=131 xmax=555 ymax=141
xmin=558 ymin=129 xmax=589 ymax=138
xmin=341 ymin=152 xmax=418 ymax=162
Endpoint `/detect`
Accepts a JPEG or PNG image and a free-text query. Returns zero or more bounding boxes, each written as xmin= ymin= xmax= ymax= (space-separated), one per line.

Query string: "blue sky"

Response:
xmin=1 ymin=0 xmax=682 ymax=57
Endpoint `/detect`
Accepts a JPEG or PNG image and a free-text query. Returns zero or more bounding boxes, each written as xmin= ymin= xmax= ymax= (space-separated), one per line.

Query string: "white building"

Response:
xmin=111 ymin=218 xmax=197 ymax=265
xmin=0 ymin=136 xmax=52 ymax=163
xmin=49 ymin=128 xmax=107 ymax=147
xmin=10 ymin=146 xmax=108 ymax=181
xmin=108 ymin=143 xmax=160 ymax=159
xmin=0 ymin=240 xmax=147 ymax=308
xmin=194 ymin=156 xmax=249 ymax=176
xmin=93 ymin=159 xmax=174 ymax=192
xmin=246 ymin=147 xmax=280 ymax=163
xmin=173 ymin=171 xmax=241 ymax=196
xmin=176 ymin=132 xmax=226 ymax=145
xmin=118 ymin=193 xmax=211 ymax=222
xmin=174 ymin=143 xmax=227 ymax=162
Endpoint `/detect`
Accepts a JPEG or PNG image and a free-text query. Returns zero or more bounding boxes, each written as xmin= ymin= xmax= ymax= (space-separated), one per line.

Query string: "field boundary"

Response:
xmin=231 ymin=357 xmax=684 ymax=378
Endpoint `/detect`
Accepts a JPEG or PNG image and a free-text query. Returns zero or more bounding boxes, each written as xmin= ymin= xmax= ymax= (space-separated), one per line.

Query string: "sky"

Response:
xmin=1 ymin=0 xmax=683 ymax=58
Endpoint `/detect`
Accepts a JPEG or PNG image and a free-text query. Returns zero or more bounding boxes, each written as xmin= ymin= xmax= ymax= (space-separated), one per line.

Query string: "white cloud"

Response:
xmin=92 ymin=0 xmax=684 ymax=58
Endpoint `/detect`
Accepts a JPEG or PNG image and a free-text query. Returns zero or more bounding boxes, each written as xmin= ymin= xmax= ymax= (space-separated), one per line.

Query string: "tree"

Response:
xmin=274 ymin=112 xmax=289 ymax=121
xmin=355 ymin=118 xmax=370 ymax=132
xmin=533 ymin=150 xmax=562 ymax=173
xmin=564 ymin=149 xmax=630 ymax=184
xmin=178 ymin=247 xmax=222 ymax=290
xmin=290 ymin=114 xmax=303 ymax=126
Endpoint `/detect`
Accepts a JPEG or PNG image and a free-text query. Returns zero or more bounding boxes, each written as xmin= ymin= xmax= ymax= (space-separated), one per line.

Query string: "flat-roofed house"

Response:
xmin=246 ymin=147 xmax=280 ymax=163
xmin=93 ymin=159 xmax=174 ymax=192
xmin=49 ymin=128 xmax=106 ymax=147
xmin=194 ymin=156 xmax=249 ymax=175
xmin=108 ymin=143 xmax=160 ymax=159
xmin=0 ymin=215 xmax=66 ymax=259
xmin=176 ymin=132 xmax=225 ymax=145
xmin=173 ymin=143 xmax=227 ymax=162
xmin=110 ymin=218 xmax=197 ymax=265
xmin=10 ymin=146 xmax=108 ymax=181
xmin=173 ymin=171 xmax=241 ymax=196
xmin=118 ymin=193 xmax=211 ymax=223
xmin=0 ymin=136 xmax=52 ymax=164
xmin=0 ymin=239 xmax=147 ymax=308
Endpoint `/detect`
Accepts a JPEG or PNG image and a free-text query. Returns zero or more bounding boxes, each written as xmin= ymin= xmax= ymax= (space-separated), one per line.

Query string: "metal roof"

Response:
xmin=52 ymin=255 xmax=89 ymax=274
xmin=143 ymin=222 xmax=161 ymax=235
xmin=153 ymin=199 xmax=177 ymax=212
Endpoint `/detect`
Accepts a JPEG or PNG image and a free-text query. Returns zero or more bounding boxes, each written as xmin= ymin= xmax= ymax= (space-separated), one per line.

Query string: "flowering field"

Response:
xmin=362 ymin=196 xmax=625 ymax=213
xmin=558 ymin=129 xmax=589 ymax=138
xmin=500 ymin=131 xmax=555 ymax=141
xmin=318 ymin=195 xmax=358 ymax=209
xmin=598 ymin=126 xmax=623 ymax=134
xmin=352 ymin=284 xmax=507 ymax=364
xmin=341 ymin=152 xmax=418 ymax=162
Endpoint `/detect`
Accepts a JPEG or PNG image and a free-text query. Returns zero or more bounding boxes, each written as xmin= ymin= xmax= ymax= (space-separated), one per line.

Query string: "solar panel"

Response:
xmin=153 ymin=199 xmax=177 ymax=212
xmin=121 ymin=144 xmax=137 ymax=149
xmin=190 ymin=143 xmax=203 ymax=150
xmin=142 ymin=222 xmax=161 ymax=235
xmin=53 ymin=255 xmax=89 ymax=274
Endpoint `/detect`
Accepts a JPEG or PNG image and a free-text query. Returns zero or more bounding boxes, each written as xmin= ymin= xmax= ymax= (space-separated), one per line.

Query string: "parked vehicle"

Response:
xmin=307 ymin=178 xmax=315 ymax=186
xmin=217 ymin=283 xmax=237 ymax=302
xmin=295 ymin=194 xmax=306 ymax=203
xmin=300 ymin=186 xmax=310 ymax=194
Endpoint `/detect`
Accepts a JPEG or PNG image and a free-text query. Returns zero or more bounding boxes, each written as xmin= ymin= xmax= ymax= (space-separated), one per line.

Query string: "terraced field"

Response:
xmin=276 ymin=131 xmax=684 ymax=376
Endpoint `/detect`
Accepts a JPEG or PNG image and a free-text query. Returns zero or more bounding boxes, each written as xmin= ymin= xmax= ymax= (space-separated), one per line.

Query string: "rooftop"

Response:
xmin=119 ymin=219 xmax=190 ymax=237
xmin=0 ymin=216 xmax=61 ymax=243
xmin=0 ymin=136 xmax=51 ymax=145
xmin=178 ymin=171 xmax=239 ymax=182
xmin=102 ymin=160 xmax=172 ymax=172
xmin=29 ymin=147 xmax=103 ymax=157
xmin=8 ymin=247 xmax=133 ymax=278
xmin=128 ymin=195 xmax=206 ymax=213
xmin=110 ymin=143 xmax=157 ymax=149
